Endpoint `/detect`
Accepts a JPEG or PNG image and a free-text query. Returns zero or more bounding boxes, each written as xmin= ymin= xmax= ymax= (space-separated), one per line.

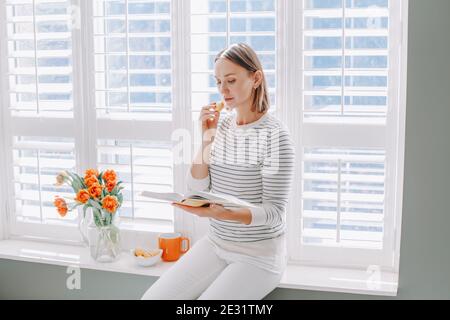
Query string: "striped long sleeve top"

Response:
xmin=187 ymin=112 xmax=295 ymax=244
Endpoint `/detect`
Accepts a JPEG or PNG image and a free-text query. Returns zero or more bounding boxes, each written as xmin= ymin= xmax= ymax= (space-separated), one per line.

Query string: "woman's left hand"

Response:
xmin=171 ymin=203 xmax=228 ymax=220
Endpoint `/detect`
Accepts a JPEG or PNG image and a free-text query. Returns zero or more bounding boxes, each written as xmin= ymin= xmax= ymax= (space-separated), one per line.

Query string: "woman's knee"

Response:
xmin=198 ymin=263 xmax=282 ymax=300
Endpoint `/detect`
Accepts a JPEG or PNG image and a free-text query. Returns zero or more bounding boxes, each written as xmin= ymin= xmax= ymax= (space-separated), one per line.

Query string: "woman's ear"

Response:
xmin=253 ymin=70 xmax=263 ymax=89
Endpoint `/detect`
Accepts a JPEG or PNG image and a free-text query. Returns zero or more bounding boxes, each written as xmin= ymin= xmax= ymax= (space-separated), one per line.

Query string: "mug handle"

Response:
xmin=180 ymin=237 xmax=190 ymax=253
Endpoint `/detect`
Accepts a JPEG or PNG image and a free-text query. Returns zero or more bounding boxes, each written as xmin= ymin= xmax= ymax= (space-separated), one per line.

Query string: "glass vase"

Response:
xmin=87 ymin=223 xmax=121 ymax=263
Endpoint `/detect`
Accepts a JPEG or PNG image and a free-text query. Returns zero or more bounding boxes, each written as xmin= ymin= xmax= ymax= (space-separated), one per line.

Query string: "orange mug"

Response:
xmin=158 ymin=232 xmax=190 ymax=262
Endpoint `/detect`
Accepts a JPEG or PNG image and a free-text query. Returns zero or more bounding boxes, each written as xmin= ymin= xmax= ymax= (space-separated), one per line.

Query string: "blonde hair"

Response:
xmin=215 ymin=43 xmax=270 ymax=113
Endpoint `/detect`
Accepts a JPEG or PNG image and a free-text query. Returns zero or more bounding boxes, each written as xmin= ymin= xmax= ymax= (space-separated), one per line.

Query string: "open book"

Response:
xmin=140 ymin=190 xmax=258 ymax=209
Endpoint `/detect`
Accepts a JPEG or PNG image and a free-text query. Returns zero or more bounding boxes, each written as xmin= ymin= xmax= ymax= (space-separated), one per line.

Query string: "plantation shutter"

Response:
xmin=91 ymin=0 xmax=175 ymax=232
xmin=293 ymin=0 xmax=404 ymax=267
xmin=2 ymin=0 xmax=82 ymax=241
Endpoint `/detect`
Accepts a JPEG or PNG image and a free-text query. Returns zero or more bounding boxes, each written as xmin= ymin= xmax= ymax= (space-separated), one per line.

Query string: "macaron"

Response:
xmin=215 ymin=101 xmax=225 ymax=112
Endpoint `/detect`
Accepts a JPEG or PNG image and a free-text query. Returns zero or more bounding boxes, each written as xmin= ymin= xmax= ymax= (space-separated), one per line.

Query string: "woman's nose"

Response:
xmin=219 ymin=83 xmax=229 ymax=94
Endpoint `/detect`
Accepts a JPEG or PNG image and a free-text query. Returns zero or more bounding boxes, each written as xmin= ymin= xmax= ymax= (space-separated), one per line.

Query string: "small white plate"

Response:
xmin=131 ymin=248 xmax=163 ymax=267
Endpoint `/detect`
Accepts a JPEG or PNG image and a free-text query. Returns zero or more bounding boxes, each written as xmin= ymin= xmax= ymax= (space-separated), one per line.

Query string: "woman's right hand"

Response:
xmin=199 ymin=103 xmax=220 ymax=140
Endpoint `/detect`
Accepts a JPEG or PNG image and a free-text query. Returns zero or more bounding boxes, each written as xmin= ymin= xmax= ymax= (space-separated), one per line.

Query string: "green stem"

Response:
xmin=93 ymin=208 xmax=104 ymax=228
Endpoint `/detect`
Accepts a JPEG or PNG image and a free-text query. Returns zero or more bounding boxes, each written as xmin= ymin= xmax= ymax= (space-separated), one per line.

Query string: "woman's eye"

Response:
xmin=216 ymin=80 xmax=235 ymax=85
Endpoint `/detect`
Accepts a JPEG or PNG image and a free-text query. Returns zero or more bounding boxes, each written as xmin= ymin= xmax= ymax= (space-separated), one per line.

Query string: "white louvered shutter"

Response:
xmin=92 ymin=0 xmax=175 ymax=233
xmin=292 ymin=0 xmax=404 ymax=268
xmin=1 ymin=0 xmax=178 ymax=241
xmin=2 ymin=0 xmax=82 ymax=241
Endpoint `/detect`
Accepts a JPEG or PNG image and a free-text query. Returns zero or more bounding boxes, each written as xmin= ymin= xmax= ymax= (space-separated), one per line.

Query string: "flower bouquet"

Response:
xmin=54 ymin=169 xmax=124 ymax=262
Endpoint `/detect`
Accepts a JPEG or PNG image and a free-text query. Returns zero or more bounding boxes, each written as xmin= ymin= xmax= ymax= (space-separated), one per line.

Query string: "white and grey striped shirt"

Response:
xmin=187 ymin=112 xmax=295 ymax=244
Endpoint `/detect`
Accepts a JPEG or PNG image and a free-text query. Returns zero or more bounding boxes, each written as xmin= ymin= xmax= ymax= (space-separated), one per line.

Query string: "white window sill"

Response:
xmin=0 ymin=239 xmax=398 ymax=297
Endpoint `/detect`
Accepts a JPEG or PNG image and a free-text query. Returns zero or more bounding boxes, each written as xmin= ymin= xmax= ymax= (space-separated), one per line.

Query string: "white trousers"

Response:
xmin=141 ymin=236 xmax=282 ymax=300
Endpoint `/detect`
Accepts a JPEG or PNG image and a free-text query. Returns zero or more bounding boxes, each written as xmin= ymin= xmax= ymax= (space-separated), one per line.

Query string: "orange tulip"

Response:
xmin=106 ymin=180 xmax=116 ymax=193
xmin=75 ymin=189 xmax=90 ymax=204
xmin=85 ymin=168 xmax=99 ymax=178
xmin=54 ymin=196 xmax=66 ymax=208
xmin=88 ymin=183 xmax=103 ymax=199
xmin=103 ymin=169 xmax=117 ymax=183
xmin=57 ymin=206 xmax=68 ymax=217
xmin=54 ymin=197 xmax=68 ymax=217
xmin=102 ymin=195 xmax=119 ymax=214
xmin=84 ymin=175 xmax=98 ymax=188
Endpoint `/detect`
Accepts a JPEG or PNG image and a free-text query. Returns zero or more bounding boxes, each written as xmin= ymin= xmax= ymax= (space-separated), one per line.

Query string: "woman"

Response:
xmin=142 ymin=43 xmax=295 ymax=300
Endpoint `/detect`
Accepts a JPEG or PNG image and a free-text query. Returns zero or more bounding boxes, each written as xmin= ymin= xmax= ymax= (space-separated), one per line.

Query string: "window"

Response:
xmin=0 ymin=0 xmax=407 ymax=272
xmin=282 ymin=0 xmax=406 ymax=270
xmin=93 ymin=0 xmax=172 ymax=117
xmin=1 ymin=0 xmax=81 ymax=242
xmin=92 ymin=0 xmax=176 ymax=237
xmin=0 ymin=0 xmax=180 ymax=245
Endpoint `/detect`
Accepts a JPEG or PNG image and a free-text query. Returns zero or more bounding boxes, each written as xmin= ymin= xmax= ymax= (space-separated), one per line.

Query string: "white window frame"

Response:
xmin=0 ymin=1 xmax=76 ymax=243
xmin=0 ymin=0 xmax=408 ymax=272
xmin=0 ymin=0 xmax=9 ymax=242
xmin=278 ymin=0 xmax=409 ymax=271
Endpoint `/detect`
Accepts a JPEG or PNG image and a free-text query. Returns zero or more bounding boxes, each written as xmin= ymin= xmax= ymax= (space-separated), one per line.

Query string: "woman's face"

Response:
xmin=214 ymin=58 xmax=257 ymax=110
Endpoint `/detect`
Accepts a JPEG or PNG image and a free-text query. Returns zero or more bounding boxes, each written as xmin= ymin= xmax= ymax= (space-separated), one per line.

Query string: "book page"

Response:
xmin=140 ymin=190 xmax=258 ymax=209
xmin=140 ymin=191 xmax=184 ymax=203
xmin=186 ymin=191 xmax=258 ymax=208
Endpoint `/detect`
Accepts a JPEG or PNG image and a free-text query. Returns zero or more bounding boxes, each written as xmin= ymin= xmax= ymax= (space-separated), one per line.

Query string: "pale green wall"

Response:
xmin=1 ymin=0 xmax=450 ymax=299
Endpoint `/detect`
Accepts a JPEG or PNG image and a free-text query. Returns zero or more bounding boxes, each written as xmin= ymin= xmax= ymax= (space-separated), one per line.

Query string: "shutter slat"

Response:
xmin=303 ymin=172 xmax=385 ymax=183
xmin=10 ymin=101 xmax=73 ymax=110
xmin=8 ymin=67 xmax=72 ymax=75
xmin=303 ymin=210 xmax=383 ymax=223
xmin=303 ymin=191 xmax=384 ymax=203
xmin=303 ymin=49 xmax=388 ymax=56
xmin=8 ymin=14 xmax=71 ymax=23
xmin=304 ymin=69 xmax=388 ymax=77
xmin=303 ymin=228 xmax=384 ymax=242
xmin=9 ymin=32 xmax=71 ymax=41
xmin=304 ymin=89 xmax=387 ymax=97
xmin=93 ymin=14 xmax=171 ymax=20
xmin=303 ymin=8 xmax=389 ymax=18
xmin=10 ymin=83 xmax=72 ymax=93
xmin=8 ymin=50 xmax=72 ymax=58
xmin=95 ymin=87 xmax=171 ymax=93
xmin=94 ymin=33 xmax=171 ymax=38
xmin=6 ymin=0 xmax=68 ymax=4
xmin=14 ymin=173 xmax=70 ymax=186
xmin=304 ymin=29 xmax=388 ymax=37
